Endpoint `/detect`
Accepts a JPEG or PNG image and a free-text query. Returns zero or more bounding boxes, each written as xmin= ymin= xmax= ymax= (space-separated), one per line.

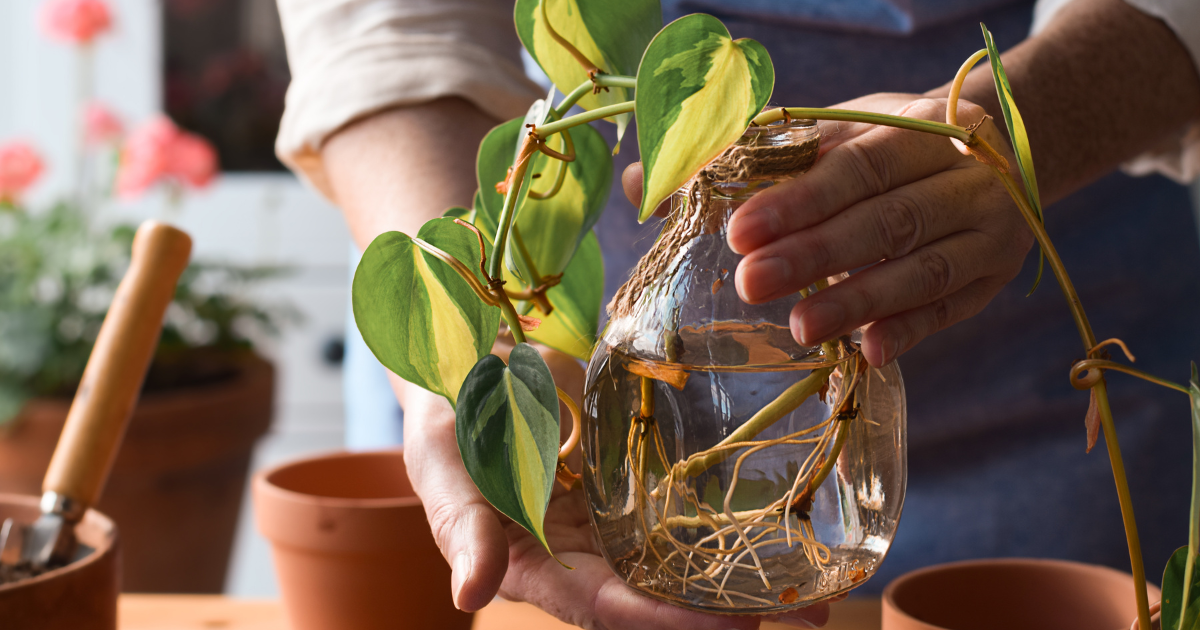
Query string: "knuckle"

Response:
xmin=804 ymin=231 xmax=837 ymax=277
xmin=915 ymin=249 xmax=953 ymax=298
xmin=897 ymin=98 xmax=944 ymax=121
xmin=930 ymin=296 xmax=952 ymax=332
xmin=842 ymin=141 xmax=894 ymax=196
xmin=426 ymin=498 xmax=466 ymax=557
xmin=875 ymin=194 xmax=923 ymax=258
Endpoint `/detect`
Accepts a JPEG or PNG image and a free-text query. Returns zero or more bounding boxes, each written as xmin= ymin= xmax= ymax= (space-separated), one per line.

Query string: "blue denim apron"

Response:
xmin=347 ymin=0 xmax=1200 ymax=588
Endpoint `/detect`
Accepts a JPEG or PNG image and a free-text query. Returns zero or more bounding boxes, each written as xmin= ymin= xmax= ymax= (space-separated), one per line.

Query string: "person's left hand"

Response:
xmin=623 ymin=94 xmax=1034 ymax=366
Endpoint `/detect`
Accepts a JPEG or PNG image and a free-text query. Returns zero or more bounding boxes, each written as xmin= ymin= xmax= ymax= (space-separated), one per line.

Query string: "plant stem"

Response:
xmin=554 ymin=81 xmax=594 ymax=119
xmin=412 ymin=237 xmax=495 ymax=305
xmin=488 ymin=138 xmax=537 ymax=279
xmin=978 ymin=147 xmax=1151 ymax=630
xmin=540 ymin=0 xmax=601 ymax=75
xmin=496 ymin=289 xmax=527 ymax=344
xmin=947 ymin=49 xmax=988 ymax=127
xmin=680 ymin=368 xmax=832 ymax=479
xmin=594 ymin=74 xmax=636 ymax=89
xmin=1071 ymin=359 xmax=1190 ymax=396
xmin=535 ymin=101 xmax=636 ymax=139
xmin=751 ymin=108 xmax=973 ymax=143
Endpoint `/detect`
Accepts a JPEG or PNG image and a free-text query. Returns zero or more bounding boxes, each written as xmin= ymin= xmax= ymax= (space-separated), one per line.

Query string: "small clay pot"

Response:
xmin=254 ymin=449 xmax=473 ymax=630
xmin=0 ymin=494 xmax=120 ymax=630
xmin=882 ymin=558 xmax=1162 ymax=630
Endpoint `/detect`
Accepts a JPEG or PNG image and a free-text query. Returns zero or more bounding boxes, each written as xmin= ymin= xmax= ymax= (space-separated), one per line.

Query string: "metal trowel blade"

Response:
xmin=0 ymin=518 xmax=21 ymax=566
xmin=19 ymin=513 xmax=73 ymax=569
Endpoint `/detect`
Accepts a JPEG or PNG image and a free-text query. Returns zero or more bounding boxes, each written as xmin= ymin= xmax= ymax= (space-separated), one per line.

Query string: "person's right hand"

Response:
xmin=393 ymin=342 xmax=834 ymax=630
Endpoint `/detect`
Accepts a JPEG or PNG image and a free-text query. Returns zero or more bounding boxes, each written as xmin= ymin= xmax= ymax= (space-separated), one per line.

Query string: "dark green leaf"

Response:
xmin=456 ymin=343 xmax=565 ymax=560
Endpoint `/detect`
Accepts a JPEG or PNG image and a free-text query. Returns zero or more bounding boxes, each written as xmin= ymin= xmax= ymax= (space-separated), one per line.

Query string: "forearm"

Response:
xmin=324 ymin=98 xmax=499 ymax=408
xmin=929 ymin=0 xmax=1200 ymax=203
xmin=322 ymin=97 xmax=500 ymax=251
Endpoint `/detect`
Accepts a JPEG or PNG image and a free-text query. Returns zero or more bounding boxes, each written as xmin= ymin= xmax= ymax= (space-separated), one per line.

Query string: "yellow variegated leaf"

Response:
xmin=352 ymin=219 xmax=499 ymax=404
xmin=635 ymin=14 xmax=773 ymax=221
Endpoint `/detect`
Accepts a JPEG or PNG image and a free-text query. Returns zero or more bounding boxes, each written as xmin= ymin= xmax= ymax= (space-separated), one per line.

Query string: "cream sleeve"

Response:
xmin=1033 ymin=0 xmax=1200 ymax=183
xmin=274 ymin=0 xmax=543 ymax=198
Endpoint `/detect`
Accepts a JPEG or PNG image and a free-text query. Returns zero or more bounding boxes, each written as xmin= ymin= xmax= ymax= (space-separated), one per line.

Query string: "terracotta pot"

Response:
xmin=882 ymin=558 xmax=1162 ymax=630
xmin=0 ymin=353 xmax=273 ymax=593
xmin=0 ymin=494 xmax=120 ymax=629
xmin=253 ymin=449 xmax=473 ymax=630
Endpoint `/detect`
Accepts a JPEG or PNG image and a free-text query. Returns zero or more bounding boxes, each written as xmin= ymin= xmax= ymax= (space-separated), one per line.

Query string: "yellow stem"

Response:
xmin=947 ymin=49 xmax=988 ymax=126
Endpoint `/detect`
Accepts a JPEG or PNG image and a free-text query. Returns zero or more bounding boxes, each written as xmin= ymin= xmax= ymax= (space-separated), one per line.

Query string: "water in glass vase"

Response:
xmin=581 ymin=120 xmax=906 ymax=614
xmin=583 ymin=323 xmax=904 ymax=613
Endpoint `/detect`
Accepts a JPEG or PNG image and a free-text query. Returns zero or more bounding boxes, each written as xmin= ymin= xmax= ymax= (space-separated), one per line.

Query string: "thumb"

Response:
xmin=621 ymin=162 xmax=671 ymax=218
xmin=395 ymin=378 xmax=510 ymax=612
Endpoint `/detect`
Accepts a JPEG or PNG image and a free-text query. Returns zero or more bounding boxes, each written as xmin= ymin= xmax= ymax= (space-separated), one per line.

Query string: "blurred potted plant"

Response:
xmin=0 ymin=0 xmax=290 ymax=594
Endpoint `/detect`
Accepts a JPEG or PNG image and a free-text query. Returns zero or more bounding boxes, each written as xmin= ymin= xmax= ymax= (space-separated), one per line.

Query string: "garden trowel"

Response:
xmin=0 ymin=221 xmax=192 ymax=572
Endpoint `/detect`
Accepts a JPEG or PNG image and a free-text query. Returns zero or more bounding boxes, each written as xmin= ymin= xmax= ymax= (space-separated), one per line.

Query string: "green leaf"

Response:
xmin=1164 ymin=545 xmax=1200 ymax=630
xmin=635 ymin=14 xmax=774 ymax=222
xmin=443 ymin=206 xmax=473 ymax=221
xmin=981 ymin=23 xmax=1046 ymax=294
xmin=476 ymin=117 xmax=611 ymax=282
xmin=514 ymin=0 xmax=661 ymax=144
xmin=1168 ymin=363 xmax=1200 ymax=630
xmin=456 ymin=343 xmax=565 ymax=561
xmin=526 ymin=230 xmax=603 ymax=360
xmin=352 ymin=218 xmax=500 ymax=404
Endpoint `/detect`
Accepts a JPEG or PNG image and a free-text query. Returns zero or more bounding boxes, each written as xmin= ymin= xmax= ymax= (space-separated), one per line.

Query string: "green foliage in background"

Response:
xmin=0 ymin=203 xmax=292 ymax=424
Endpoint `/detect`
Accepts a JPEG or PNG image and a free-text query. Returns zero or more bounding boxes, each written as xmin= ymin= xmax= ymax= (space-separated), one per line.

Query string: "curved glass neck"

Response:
xmin=604 ymin=120 xmax=823 ymax=366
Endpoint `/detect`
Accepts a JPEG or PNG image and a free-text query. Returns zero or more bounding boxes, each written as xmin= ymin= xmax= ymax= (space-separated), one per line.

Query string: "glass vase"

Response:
xmin=581 ymin=120 xmax=907 ymax=614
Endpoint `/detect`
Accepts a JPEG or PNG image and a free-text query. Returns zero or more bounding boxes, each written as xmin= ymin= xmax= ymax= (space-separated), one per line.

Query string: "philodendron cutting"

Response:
xmin=351 ymin=1 xmax=1200 ymax=626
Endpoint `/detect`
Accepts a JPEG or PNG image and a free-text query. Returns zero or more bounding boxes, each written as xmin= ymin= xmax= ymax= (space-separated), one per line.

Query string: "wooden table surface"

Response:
xmin=118 ymin=595 xmax=882 ymax=630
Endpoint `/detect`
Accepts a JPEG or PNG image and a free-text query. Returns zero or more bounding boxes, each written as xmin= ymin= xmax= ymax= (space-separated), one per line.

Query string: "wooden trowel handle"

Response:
xmin=43 ymin=221 xmax=193 ymax=508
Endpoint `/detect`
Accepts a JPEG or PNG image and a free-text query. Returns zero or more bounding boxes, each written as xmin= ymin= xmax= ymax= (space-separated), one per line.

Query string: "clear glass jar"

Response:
xmin=581 ymin=120 xmax=907 ymax=614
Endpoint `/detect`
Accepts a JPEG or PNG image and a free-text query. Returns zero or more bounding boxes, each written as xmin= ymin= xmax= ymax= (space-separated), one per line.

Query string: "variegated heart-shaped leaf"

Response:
xmin=527 ymin=230 xmax=604 ymax=360
xmin=456 ymin=343 xmax=564 ymax=560
xmin=476 ymin=117 xmax=611 ymax=283
xmin=635 ymin=14 xmax=774 ymax=222
xmin=514 ymin=0 xmax=660 ymax=144
xmin=352 ymin=218 xmax=499 ymax=404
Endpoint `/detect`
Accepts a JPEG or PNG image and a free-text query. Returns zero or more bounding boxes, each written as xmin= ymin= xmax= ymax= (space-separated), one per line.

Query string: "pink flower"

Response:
xmin=116 ymin=115 xmax=219 ymax=198
xmin=39 ymin=0 xmax=113 ymax=45
xmin=83 ymin=102 xmax=123 ymax=146
xmin=166 ymin=133 xmax=217 ymax=188
xmin=0 ymin=142 xmax=46 ymax=203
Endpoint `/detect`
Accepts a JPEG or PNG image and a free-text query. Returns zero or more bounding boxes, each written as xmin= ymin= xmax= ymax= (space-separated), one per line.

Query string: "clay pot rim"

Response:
xmin=18 ymin=351 xmax=271 ymax=412
xmin=254 ymin=450 xmax=421 ymax=509
xmin=0 ymin=494 xmax=116 ymax=594
xmin=881 ymin=557 xmax=1162 ymax=629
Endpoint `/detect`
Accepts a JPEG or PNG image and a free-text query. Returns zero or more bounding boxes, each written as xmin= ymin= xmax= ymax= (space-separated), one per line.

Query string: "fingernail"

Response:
xmin=451 ymin=553 xmax=471 ymax=609
xmin=799 ymin=302 xmax=845 ymax=345
xmin=729 ymin=207 xmax=780 ymax=254
xmin=741 ymin=256 xmax=792 ymax=302
xmin=880 ymin=336 xmax=901 ymax=365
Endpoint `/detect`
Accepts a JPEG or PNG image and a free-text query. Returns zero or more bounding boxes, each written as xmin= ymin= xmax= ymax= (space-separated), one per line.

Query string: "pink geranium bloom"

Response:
xmin=0 ymin=142 xmax=46 ymax=203
xmin=40 ymin=0 xmax=113 ymax=45
xmin=84 ymin=102 xmax=123 ymax=146
xmin=116 ymin=115 xmax=219 ymax=198
xmin=167 ymin=133 xmax=218 ymax=188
